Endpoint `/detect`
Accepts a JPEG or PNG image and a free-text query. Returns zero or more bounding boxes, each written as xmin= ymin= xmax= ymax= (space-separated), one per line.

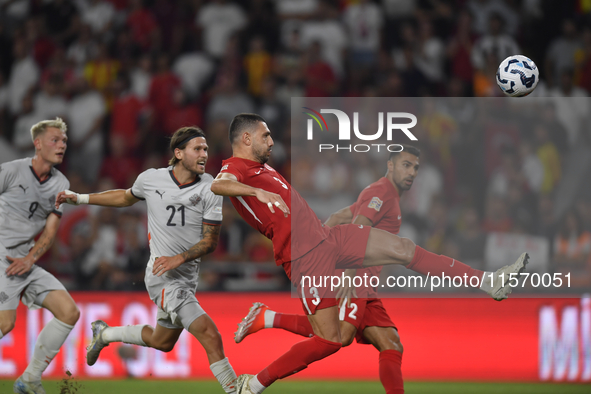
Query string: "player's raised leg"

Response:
xmin=361 ymin=227 xmax=529 ymax=300
xmin=363 ymin=326 xmax=404 ymax=394
xmin=14 ymin=290 xmax=79 ymax=394
xmin=234 ymin=303 xmax=314 ymax=343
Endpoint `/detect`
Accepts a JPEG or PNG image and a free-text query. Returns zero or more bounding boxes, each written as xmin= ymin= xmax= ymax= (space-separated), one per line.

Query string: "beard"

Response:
xmin=253 ymin=145 xmax=270 ymax=164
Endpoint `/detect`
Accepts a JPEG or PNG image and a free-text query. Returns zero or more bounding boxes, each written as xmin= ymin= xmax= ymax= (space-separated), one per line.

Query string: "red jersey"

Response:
xmin=220 ymin=157 xmax=329 ymax=265
xmin=348 ymin=177 xmax=401 ymax=294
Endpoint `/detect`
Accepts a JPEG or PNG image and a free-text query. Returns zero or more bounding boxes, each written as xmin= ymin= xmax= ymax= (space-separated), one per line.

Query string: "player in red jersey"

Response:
xmin=211 ymin=114 xmax=529 ymax=394
xmin=232 ymin=146 xmax=420 ymax=394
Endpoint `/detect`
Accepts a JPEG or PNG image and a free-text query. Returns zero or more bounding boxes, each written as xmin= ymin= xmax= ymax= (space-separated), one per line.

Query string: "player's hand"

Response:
xmin=56 ymin=190 xmax=78 ymax=207
xmin=5 ymin=256 xmax=34 ymax=276
xmin=254 ymin=189 xmax=290 ymax=217
xmin=152 ymin=255 xmax=184 ymax=277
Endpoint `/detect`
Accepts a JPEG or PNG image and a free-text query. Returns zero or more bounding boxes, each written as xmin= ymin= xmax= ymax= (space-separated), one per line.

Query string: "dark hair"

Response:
xmin=389 ymin=145 xmax=421 ymax=162
xmin=169 ymin=126 xmax=206 ymax=166
xmin=229 ymin=113 xmax=267 ymax=144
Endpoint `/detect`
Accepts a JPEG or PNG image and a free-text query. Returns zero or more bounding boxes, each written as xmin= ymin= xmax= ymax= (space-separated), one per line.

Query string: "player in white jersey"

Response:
xmin=56 ymin=127 xmax=237 ymax=394
xmin=0 ymin=118 xmax=79 ymax=394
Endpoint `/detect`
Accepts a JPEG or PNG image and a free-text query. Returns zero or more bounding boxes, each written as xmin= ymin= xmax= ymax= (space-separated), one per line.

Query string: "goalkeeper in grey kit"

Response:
xmin=56 ymin=126 xmax=237 ymax=394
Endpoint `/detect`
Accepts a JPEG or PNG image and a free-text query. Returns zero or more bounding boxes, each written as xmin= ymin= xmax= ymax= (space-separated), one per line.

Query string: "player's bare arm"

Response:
xmin=324 ymin=206 xmax=353 ymax=227
xmin=212 ymin=172 xmax=290 ymax=216
xmin=336 ymin=214 xmax=374 ymax=306
xmin=56 ymin=188 xmax=140 ymax=208
xmin=5 ymin=213 xmax=61 ymax=276
xmin=152 ymin=223 xmax=221 ymax=277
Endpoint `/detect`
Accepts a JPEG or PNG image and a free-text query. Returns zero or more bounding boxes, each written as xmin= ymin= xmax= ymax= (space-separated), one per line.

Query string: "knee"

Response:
xmin=378 ymin=334 xmax=403 ymax=353
xmin=157 ymin=342 xmax=176 ymax=353
xmin=62 ymin=303 xmax=80 ymax=326
xmin=0 ymin=318 xmax=16 ymax=336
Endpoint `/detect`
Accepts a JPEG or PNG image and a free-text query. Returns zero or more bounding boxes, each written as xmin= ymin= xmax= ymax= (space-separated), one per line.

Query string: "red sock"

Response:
xmin=379 ymin=350 xmax=404 ymax=394
xmin=407 ymin=246 xmax=484 ymax=287
xmin=273 ymin=313 xmax=314 ymax=337
xmin=257 ymin=336 xmax=341 ymax=386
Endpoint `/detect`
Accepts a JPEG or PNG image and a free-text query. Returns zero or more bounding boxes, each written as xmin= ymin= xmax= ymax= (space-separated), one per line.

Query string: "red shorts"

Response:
xmin=292 ymin=224 xmax=371 ymax=315
xmin=340 ymin=298 xmax=397 ymax=345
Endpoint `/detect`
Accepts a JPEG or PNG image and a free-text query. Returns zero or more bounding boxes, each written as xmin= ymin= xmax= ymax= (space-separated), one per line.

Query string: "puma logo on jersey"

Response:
xmin=255 ymin=168 xmax=263 ymax=174
xmin=398 ymin=215 xmax=402 ymax=220
xmin=18 ymin=184 xmax=28 ymax=193
xmin=358 ymin=225 xmax=363 ymax=229
xmin=155 ymin=190 xmax=165 ymax=199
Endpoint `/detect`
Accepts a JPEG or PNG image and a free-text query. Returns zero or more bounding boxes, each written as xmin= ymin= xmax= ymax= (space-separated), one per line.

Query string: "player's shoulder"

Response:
xmin=0 ymin=157 xmax=29 ymax=172
xmin=50 ymin=166 xmax=69 ymax=187
xmin=199 ymin=172 xmax=215 ymax=185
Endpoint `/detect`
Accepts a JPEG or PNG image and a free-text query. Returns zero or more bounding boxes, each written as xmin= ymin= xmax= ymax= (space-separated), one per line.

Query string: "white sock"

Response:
xmin=23 ymin=318 xmax=73 ymax=382
xmin=249 ymin=375 xmax=266 ymax=394
xmin=263 ymin=310 xmax=276 ymax=328
xmin=102 ymin=325 xmax=148 ymax=346
xmin=479 ymin=272 xmax=494 ymax=292
xmin=209 ymin=357 xmax=237 ymax=394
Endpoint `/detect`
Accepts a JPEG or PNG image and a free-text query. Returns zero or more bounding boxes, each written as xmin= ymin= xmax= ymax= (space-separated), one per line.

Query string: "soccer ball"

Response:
xmin=496 ymin=55 xmax=539 ymax=97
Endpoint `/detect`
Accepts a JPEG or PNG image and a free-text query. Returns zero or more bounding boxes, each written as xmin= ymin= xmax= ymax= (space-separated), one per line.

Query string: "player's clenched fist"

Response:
xmin=254 ymin=189 xmax=290 ymax=217
xmin=55 ymin=190 xmax=88 ymax=207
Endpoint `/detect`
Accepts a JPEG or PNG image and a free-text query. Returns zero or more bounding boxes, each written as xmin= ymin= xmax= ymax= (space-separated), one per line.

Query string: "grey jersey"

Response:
xmin=0 ymin=158 xmax=69 ymax=258
xmin=131 ymin=167 xmax=222 ymax=283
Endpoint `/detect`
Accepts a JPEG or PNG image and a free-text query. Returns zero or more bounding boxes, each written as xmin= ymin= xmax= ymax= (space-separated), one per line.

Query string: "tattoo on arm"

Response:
xmin=180 ymin=224 xmax=221 ymax=262
xmin=31 ymin=232 xmax=55 ymax=261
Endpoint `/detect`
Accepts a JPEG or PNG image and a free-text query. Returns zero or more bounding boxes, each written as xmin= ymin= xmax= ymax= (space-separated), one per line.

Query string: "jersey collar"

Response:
xmin=169 ymin=169 xmax=200 ymax=189
xmin=29 ymin=165 xmax=52 ymax=185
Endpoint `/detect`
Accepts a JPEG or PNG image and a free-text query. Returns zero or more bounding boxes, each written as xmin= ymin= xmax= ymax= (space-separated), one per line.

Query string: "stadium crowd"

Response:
xmin=0 ymin=0 xmax=590 ymax=291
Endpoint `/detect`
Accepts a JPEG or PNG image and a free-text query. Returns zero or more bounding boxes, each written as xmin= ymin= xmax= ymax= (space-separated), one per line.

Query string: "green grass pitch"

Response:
xmin=2 ymin=379 xmax=589 ymax=394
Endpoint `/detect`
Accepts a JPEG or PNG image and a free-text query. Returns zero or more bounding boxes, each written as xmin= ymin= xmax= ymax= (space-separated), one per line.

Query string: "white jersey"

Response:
xmin=131 ymin=167 xmax=222 ymax=283
xmin=0 ymin=158 xmax=69 ymax=258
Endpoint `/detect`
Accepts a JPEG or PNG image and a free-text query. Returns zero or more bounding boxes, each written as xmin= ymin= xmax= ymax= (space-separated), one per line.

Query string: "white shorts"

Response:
xmin=0 ymin=257 xmax=66 ymax=311
xmin=144 ymin=256 xmax=206 ymax=330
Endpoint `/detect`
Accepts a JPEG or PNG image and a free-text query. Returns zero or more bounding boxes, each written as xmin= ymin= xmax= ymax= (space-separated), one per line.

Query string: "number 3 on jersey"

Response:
xmin=166 ymin=205 xmax=185 ymax=226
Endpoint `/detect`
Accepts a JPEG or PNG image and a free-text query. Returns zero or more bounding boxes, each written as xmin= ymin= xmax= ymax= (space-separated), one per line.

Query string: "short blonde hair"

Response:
xmin=30 ymin=117 xmax=68 ymax=142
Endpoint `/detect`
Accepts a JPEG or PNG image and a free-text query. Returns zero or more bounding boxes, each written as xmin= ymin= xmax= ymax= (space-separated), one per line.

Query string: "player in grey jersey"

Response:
xmin=56 ymin=126 xmax=237 ymax=394
xmin=0 ymin=118 xmax=80 ymax=394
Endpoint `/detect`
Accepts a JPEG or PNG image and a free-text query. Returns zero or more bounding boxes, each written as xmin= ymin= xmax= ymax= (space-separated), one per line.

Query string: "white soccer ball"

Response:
xmin=496 ymin=55 xmax=539 ymax=97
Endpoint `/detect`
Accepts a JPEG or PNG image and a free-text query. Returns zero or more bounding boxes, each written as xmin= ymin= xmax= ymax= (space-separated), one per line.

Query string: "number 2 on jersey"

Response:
xmin=166 ymin=205 xmax=185 ymax=226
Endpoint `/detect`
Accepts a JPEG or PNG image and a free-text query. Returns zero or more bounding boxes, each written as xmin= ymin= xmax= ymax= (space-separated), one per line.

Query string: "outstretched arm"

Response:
xmin=152 ymin=223 xmax=221 ymax=276
xmin=6 ymin=213 xmax=61 ymax=276
xmin=212 ymin=172 xmax=290 ymax=216
xmin=56 ymin=188 xmax=140 ymax=208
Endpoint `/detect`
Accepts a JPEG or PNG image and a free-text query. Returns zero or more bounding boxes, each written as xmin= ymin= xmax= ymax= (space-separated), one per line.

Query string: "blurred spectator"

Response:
xmin=163 ymin=88 xmax=203 ymax=136
xmin=553 ymin=210 xmax=591 ymax=288
xmin=304 ymin=41 xmax=337 ymax=97
xmin=130 ymin=53 xmax=153 ymax=100
xmin=519 ymin=139 xmax=544 ymax=194
xmin=401 ymin=148 xmax=443 ymax=220
xmin=468 ymin=0 xmax=520 ymax=36
xmin=447 ymin=10 xmax=476 ymax=85
xmin=452 ymin=206 xmax=486 ymax=270
xmin=12 ymin=93 xmax=43 ymax=157
xmin=81 ymin=0 xmax=116 ymax=35
xmin=25 ymin=17 xmax=57 ymax=69
xmin=100 ymin=134 xmax=141 ymax=190
xmin=67 ymin=77 xmax=107 ymax=184
xmin=471 ymin=13 xmax=520 ymax=72
xmin=7 ymin=38 xmax=39 ymax=115
xmin=414 ymin=18 xmax=445 ymax=84
xmin=534 ymin=123 xmax=561 ymax=194
xmin=244 ymin=36 xmax=272 ymax=97
xmin=148 ymin=53 xmax=181 ymax=133
xmin=536 ymin=195 xmax=558 ymax=244
xmin=34 ymin=76 xmax=68 ymax=119
xmin=299 ymin=0 xmax=347 ymax=76
xmin=482 ymin=195 xmax=513 ymax=232
xmin=538 ymin=102 xmax=569 ymax=155
xmin=173 ymin=46 xmax=214 ymax=100
xmin=487 ymin=145 xmax=519 ymax=198
xmin=196 ymin=0 xmax=247 ymax=59
xmin=66 ymin=24 xmax=98 ymax=72
xmin=257 ymin=77 xmax=287 ymax=140
xmin=343 ymin=0 xmax=383 ymax=68
xmin=276 ymin=70 xmax=305 ymax=108
xmin=423 ymin=198 xmax=452 ymax=255
xmin=109 ymin=73 xmax=149 ymax=153
xmin=549 ymin=69 xmax=589 ymax=146
xmin=84 ymin=42 xmax=120 ymax=95
xmin=126 ymin=0 xmax=158 ymax=50
xmin=207 ymin=74 xmax=254 ymax=123
xmin=42 ymin=0 xmax=79 ymax=44
xmin=545 ymin=19 xmax=581 ymax=87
